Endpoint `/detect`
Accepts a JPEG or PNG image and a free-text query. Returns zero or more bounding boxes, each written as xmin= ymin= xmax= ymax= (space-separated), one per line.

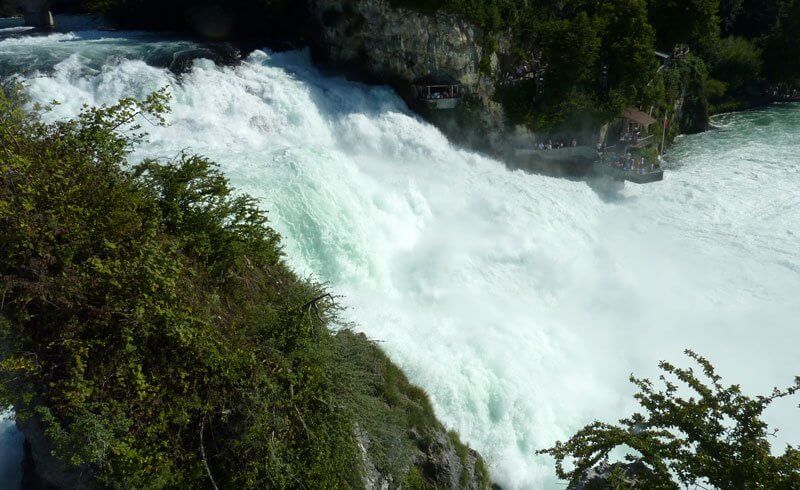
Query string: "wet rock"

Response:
xmin=357 ymin=424 xmax=489 ymax=489
xmin=16 ymin=415 xmax=91 ymax=490
xmin=571 ymin=461 xmax=652 ymax=490
xmin=355 ymin=424 xmax=393 ymax=490
xmin=304 ymin=0 xmax=522 ymax=152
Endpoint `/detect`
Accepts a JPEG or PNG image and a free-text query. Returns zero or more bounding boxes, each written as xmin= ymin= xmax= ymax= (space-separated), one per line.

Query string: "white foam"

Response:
xmin=4 ymin=35 xmax=800 ymax=489
xmin=0 ymin=32 xmax=77 ymax=47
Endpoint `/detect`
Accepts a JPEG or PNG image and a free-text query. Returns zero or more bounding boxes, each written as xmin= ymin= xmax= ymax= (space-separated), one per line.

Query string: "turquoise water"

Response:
xmin=1 ymin=24 xmax=799 ymax=488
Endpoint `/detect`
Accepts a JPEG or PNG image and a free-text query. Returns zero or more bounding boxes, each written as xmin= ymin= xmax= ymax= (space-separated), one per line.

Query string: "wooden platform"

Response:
xmin=421 ymin=98 xmax=459 ymax=110
xmin=592 ymin=162 xmax=664 ymax=184
xmin=514 ymin=146 xmax=597 ymax=163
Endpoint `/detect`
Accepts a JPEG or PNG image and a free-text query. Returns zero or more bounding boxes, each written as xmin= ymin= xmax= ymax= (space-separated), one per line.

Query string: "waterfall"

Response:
xmin=2 ymin=27 xmax=800 ymax=488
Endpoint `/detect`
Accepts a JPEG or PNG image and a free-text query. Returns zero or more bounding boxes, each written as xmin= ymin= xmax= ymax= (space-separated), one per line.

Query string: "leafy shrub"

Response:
xmin=539 ymin=350 xmax=800 ymax=489
xmin=0 ymin=86 xmax=487 ymax=488
xmin=706 ymin=78 xmax=728 ymax=100
xmin=711 ymin=36 xmax=762 ymax=93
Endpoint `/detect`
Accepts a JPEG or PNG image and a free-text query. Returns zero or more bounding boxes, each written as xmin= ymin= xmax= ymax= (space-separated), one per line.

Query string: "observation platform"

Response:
xmin=592 ymin=161 xmax=664 ymax=184
xmin=512 ymin=146 xmax=598 ymax=177
xmin=414 ymin=74 xmax=462 ymax=111
xmin=514 ymin=146 xmax=597 ymax=163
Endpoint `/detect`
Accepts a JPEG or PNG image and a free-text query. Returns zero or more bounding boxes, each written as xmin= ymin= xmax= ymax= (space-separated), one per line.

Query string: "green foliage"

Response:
xmin=706 ymin=78 xmax=728 ymax=100
xmin=539 ymin=350 xmax=800 ymax=489
xmin=0 ymin=87 xmax=487 ymax=488
xmin=648 ymin=0 xmax=721 ymax=48
xmin=86 ymin=0 xmax=303 ymax=39
xmin=763 ymin=0 xmax=800 ymax=84
xmin=0 ymin=84 xmax=352 ymax=487
xmin=719 ymin=0 xmax=744 ymax=33
xmin=704 ymin=36 xmax=762 ymax=93
xmin=404 ymin=466 xmax=426 ymax=489
xmin=651 ymin=53 xmax=711 ymax=133
xmin=0 ymin=0 xmax=17 ymax=17
xmin=730 ymin=0 xmax=794 ymax=39
xmin=334 ymin=330 xmax=489 ymax=488
xmin=392 ymin=0 xmax=796 ymax=126
xmin=495 ymin=0 xmax=657 ymax=131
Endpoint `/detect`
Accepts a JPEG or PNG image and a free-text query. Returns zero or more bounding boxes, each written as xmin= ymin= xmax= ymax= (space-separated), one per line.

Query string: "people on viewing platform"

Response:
xmin=420 ymin=89 xmax=456 ymax=100
xmin=622 ymin=131 xmax=642 ymax=143
xmin=766 ymin=85 xmax=800 ymax=100
xmin=600 ymin=151 xmax=660 ymax=174
xmin=535 ymin=138 xmax=581 ymax=150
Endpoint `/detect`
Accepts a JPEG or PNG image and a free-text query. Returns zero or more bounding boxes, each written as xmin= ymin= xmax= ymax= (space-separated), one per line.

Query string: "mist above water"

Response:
xmin=2 ymin=27 xmax=800 ymax=488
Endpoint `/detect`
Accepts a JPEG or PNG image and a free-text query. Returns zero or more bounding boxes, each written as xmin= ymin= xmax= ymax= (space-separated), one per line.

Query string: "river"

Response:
xmin=1 ymin=22 xmax=799 ymax=489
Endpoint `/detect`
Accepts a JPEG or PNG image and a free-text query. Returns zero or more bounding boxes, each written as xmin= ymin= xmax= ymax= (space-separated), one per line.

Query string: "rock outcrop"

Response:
xmin=571 ymin=461 xmax=652 ymax=489
xmin=304 ymin=0 xmax=518 ymax=151
xmin=355 ymin=424 xmax=489 ymax=489
xmin=340 ymin=329 xmax=492 ymax=489
xmin=16 ymin=415 xmax=91 ymax=490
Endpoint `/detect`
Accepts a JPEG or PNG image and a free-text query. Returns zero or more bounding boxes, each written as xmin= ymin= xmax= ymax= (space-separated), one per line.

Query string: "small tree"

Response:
xmin=539 ymin=350 xmax=800 ymax=489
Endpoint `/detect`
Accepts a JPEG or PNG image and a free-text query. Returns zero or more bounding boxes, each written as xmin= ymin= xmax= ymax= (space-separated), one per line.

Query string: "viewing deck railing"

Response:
xmin=594 ymin=159 xmax=664 ymax=184
xmin=421 ymin=97 xmax=460 ymax=110
xmin=514 ymin=146 xmax=597 ymax=162
xmin=620 ymin=134 xmax=655 ymax=148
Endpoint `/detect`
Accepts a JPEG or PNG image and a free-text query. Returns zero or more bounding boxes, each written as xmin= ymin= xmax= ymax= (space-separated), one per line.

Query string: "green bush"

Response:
xmin=763 ymin=0 xmax=800 ymax=85
xmin=539 ymin=350 xmax=800 ymax=489
xmin=711 ymin=36 xmax=762 ymax=93
xmin=706 ymin=78 xmax=728 ymax=99
xmin=85 ymin=0 xmax=304 ymax=39
xmin=0 ymin=84 xmax=359 ymax=487
xmin=0 ymin=86 xmax=487 ymax=488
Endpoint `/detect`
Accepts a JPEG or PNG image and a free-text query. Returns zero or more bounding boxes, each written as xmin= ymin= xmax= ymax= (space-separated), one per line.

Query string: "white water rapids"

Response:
xmin=1 ymin=26 xmax=799 ymax=488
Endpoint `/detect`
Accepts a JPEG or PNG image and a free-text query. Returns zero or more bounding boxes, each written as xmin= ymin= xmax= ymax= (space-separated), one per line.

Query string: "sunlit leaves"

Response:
xmin=539 ymin=350 xmax=800 ymax=488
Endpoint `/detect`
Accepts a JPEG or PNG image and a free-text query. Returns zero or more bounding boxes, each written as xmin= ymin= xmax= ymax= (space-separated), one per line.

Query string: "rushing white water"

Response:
xmin=2 ymin=26 xmax=799 ymax=488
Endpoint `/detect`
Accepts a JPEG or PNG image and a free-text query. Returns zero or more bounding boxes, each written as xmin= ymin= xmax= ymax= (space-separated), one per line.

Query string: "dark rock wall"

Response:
xmin=304 ymin=0 xmax=520 ymax=153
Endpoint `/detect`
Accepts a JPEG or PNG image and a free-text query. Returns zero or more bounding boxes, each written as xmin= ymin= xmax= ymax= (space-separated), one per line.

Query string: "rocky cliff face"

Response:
xmin=17 ymin=414 xmax=91 ymax=489
xmin=305 ymin=0 xmax=516 ymax=151
xmin=339 ymin=330 xmax=491 ymax=490
xmin=307 ymin=0 xmax=486 ymax=85
xmin=356 ymin=424 xmax=489 ymax=489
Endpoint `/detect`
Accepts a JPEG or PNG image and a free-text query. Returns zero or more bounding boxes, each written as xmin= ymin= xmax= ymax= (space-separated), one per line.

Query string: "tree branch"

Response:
xmin=200 ymin=417 xmax=219 ymax=490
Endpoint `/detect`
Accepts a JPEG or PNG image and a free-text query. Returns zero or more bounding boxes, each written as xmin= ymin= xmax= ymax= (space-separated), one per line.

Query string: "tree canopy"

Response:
xmin=539 ymin=350 xmax=800 ymax=489
xmin=648 ymin=0 xmax=721 ymax=48
xmin=389 ymin=0 xmax=798 ymax=127
xmin=82 ymin=0 xmax=800 ymax=131
xmin=763 ymin=0 xmax=800 ymax=85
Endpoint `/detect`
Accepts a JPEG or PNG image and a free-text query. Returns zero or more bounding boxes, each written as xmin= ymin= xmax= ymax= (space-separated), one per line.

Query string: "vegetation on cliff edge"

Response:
xmin=0 ymin=85 xmax=488 ymax=488
xmin=72 ymin=0 xmax=800 ymax=133
xmin=540 ymin=350 xmax=800 ymax=489
xmin=390 ymin=0 xmax=800 ymax=130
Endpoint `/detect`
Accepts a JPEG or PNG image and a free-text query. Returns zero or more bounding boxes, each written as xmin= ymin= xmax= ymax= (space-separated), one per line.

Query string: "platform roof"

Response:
xmin=414 ymin=74 xmax=462 ymax=87
xmin=621 ymin=107 xmax=657 ymax=127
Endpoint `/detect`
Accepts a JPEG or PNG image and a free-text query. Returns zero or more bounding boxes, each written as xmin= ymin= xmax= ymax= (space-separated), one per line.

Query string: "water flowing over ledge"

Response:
xmin=2 ymin=26 xmax=800 ymax=488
